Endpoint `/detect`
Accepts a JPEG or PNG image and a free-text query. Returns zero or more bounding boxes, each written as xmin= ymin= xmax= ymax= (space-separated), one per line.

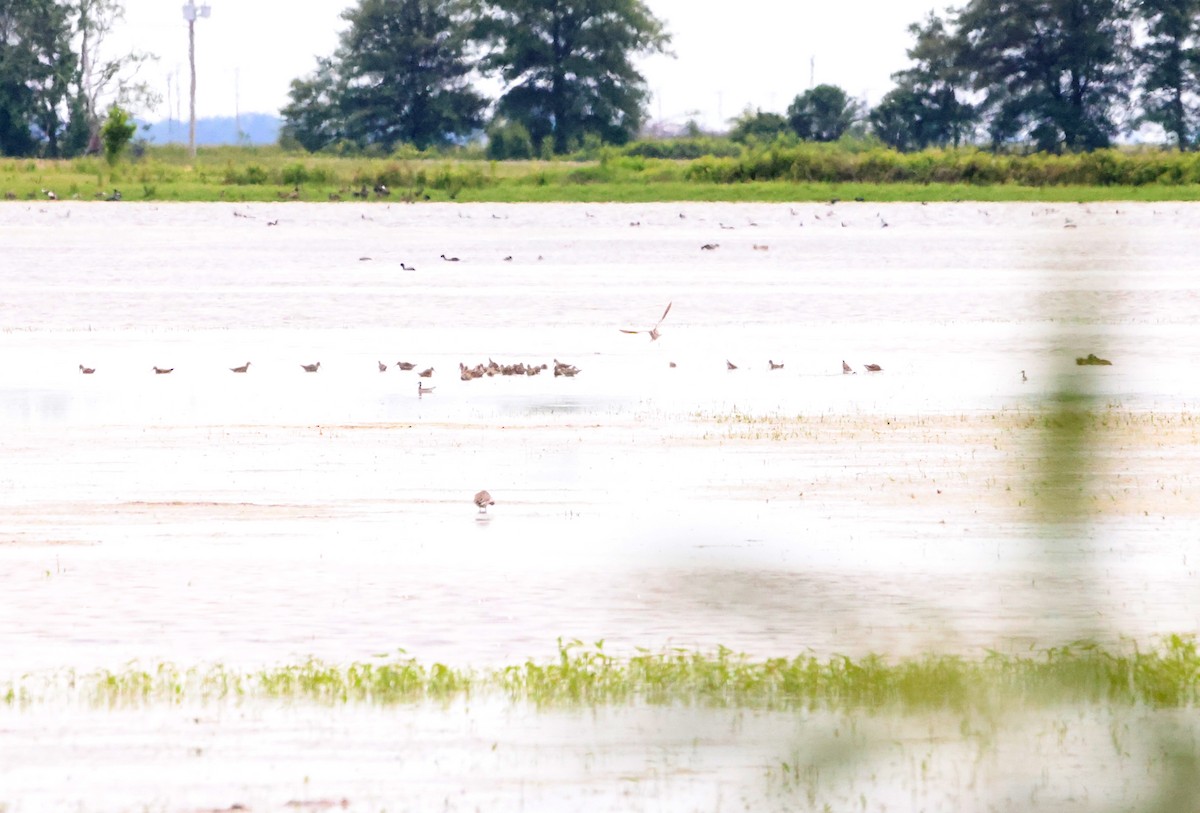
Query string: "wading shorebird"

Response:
xmin=378 ymin=360 xmax=388 ymax=372
xmin=620 ymin=301 xmax=672 ymax=341
xmin=301 ymin=362 xmax=321 ymax=373
xmin=1021 ymin=370 xmax=1028 ymax=382
xmin=418 ymin=367 xmax=434 ymax=378
xmin=474 ymin=490 xmax=495 ymax=513
xmin=230 ymin=362 xmax=251 ymax=373
xmin=79 ymin=364 xmax=95 ymax=374
xmin=440 ymin=254 xmax=460 ymax=262
xmin=769 ymin=360 xmax=784 ymax=370
xmin=396 ymin=361 xmax=416 ymax=371
xmin=727 ymin=360 xmax=738 ymax=370
xmin=152 ymin=366 xmax=173 ymax=375
xmin=864 ymin=363 xmax=883 ymax=372
xmin=418 ymin=381 xmax=435 ymax=397
xmin=842 ymin=360 xmax=854 ymax=375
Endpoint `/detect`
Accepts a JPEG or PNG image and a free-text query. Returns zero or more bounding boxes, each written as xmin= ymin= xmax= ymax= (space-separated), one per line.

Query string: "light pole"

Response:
xmin=182 ymin=1 xmax=212 ymax=158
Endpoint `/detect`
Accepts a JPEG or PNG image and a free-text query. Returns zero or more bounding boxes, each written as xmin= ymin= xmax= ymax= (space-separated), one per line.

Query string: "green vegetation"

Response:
xmin=6 ymin=142 xmax=1200 ymax=204
xmin=6 ymin=636 xmax=1199 ymax=709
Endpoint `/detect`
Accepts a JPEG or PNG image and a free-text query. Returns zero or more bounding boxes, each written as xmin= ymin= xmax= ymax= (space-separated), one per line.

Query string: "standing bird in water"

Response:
xmin=620 ymin=301 xmax=672 ymax=341
xmin=842 ymin=360 xmax=855 ymax=375
xmin=864 ymin=363 xmax=883 ymax=372
xmin=230 ymin=362 xmax=251 ymax=373
xmin=474 ymin=490 xmax=495 ymax=513
xmin=79 ymin=364 xmax=95 ymax=374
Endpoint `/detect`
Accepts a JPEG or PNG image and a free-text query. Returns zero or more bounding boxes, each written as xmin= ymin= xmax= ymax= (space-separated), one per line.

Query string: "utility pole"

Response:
xmin=182 ymin=1 xmax=212 ymax=158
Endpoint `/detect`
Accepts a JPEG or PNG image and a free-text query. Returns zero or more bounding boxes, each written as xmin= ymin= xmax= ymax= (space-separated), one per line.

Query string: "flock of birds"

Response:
xmin=73 ymin=301 xmax=894 ymax=391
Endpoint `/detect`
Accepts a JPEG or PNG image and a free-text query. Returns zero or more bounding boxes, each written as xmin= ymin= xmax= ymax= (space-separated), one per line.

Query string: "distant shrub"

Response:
xmin=486 ymin=120 xmax=534 ymax=160
xmin=223 ymin=163 xmax=269 ymax=185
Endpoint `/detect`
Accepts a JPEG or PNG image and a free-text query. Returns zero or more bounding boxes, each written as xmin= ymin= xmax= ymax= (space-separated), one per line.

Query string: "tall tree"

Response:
xmin=1136 ymin=0 xmax=1200 ymax=148
xmin=786 ymin=84 xmax=862 ymax=142
xmin=69 ymin=0 xmax=158 ymax=155
xmin=472 ymin=0 xmax=671 ymax=153
xmin=871 ymin=12 xmax=978 ymax=150
xmin=956 ymin=0 xmax=1134 ymax=152
xmin=0 ymin=0 xmax=75 ymax=156
xmin=282 ymin=0 xmax=486 ymax=152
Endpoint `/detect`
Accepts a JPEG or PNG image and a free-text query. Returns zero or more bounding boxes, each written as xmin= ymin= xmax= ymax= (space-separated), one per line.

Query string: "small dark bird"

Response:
xmin=701 ymin=243 xmax=719 ymax=251
xmin=474 ymin=490 xmax=495 ymax=513
xmin=266 ymin=219 xmax=279 ymax=226
xmin=230 ymin=362 xmax=251 ymax=373
xmin=842 ymin=360 xmax=855 ymax=375
xmin=1021 ymin=370 xmax=1028 ymax=382
xmin=669 ymin=361 xmax=677 ymax=368
xmin=400 ymin=263 xmax=416 ymax=271
xmin=503 ymin=256 xmax=513 ymax=262
xmin=440 ymin=254 xmax=460 ymax=262
xmin=396 ymin=362 xmax=416 ymax=371
xmin=378 ymin=361 xmax=388 ymax=372
xmin=418 ymin=367 xmax=434 ymax=378
xmin=79 ymin=364 xmax=95 ymax=374
xmin=153 ymin=366 xmax=173 ymax=374
xmin=727 ymin=360 xmax=738 ymax=370
xmin=301 ymin=362 xmax=321 ymax=372
xmin=769 ymin=360 xmax=784 ymax=370
xmin=864 ymin=363 xmax=883 ymax=372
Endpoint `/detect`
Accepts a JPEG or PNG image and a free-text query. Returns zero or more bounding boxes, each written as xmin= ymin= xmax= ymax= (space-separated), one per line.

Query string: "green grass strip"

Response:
xmin=5 ymin=636 xmax=1198 ymax=710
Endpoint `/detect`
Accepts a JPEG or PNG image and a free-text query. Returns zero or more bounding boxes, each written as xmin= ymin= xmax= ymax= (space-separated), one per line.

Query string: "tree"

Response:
xmin=472 ymin=0 xmax=672 ymax=153
xmin=0 ymin=0 xmax=155 ymax=158
xmin=786 ymin=84 xmax=862 ymax=142
xmin=728 ymin=107 xmax=789 ymax=143
xmin=281 ymin=0 xmax=486 ymax=153
xmin=99 ymin=102 xmax=134 ymax=164
xmin=69 ymin=0 xmax=159 ymax=154
xmin=955 ymin=0 xmax=1134 ymax=152
xmin=1135 ymin=0 xmax=1200 ymax=148
xmin=871 ymin=12 xmax=978 ymax=150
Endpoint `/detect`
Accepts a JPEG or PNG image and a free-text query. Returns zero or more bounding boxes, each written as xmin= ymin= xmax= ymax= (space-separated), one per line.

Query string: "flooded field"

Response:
xmin=2 ymin=200 xmax=1199 ymax=811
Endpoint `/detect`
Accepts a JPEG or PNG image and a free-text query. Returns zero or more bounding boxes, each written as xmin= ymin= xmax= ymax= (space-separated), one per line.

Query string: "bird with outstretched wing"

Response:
xmin=620 ymin=301 xmax=672 ymax=341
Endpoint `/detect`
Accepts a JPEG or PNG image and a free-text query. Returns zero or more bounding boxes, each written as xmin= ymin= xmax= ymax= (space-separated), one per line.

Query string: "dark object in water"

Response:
xmin=1075 ymin=353 xmax=1112 ymax=366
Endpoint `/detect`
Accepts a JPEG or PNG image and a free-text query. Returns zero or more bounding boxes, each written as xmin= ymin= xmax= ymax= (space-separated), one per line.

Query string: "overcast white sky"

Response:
xmin=112 ymin=0 xmax=943 ymax=128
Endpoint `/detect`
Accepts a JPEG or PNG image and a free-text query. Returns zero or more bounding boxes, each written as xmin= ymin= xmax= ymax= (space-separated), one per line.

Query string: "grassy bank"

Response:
xmin=5 ymin=143 xmax=1200 ymax=204
xmin=6 ymin=636 xmax=1198 ymax=709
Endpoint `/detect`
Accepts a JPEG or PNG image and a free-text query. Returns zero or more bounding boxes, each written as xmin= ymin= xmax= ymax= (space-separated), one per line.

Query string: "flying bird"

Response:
xmin=620 ymin=301 xmax=672 ymax=341
xmin=474 ymin=490 xmax=495 ymax=513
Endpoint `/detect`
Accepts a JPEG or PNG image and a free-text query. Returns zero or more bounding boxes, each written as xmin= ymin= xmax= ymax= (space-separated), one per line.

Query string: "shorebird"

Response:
xmin=418 ymin=367 xmax=434 ymax=378
xmin=842 ymin=360 xmax=854 ymax=375
xmin=396 ymin=362 xmax=416 ymax=371
xmin=1021 ymin=370 xmax=1028 ymax=382
xmin=864 ymin=363 xmax=883 ymax=372
xmin=474 ymin=490 xmax=495 ymax=513
xmin=79 ymin=364 xmax=95 ymax=374
xmin=440 ymin=254 xmax=460 ymax=262
xmin=620 ymin=301 xmax=672 ymax=341
xmin=418 ymin=381 xmax=435 ymax=397
xmin=769 ymin=360 xmax=784 ymax=370
xmin=378 ymin=361 xmax=388 ymax=372
xmin=301 ymin=362 xmax=321 ymax=372
xmin=727 ymin=360 xmax=738 ymax=370
xmin=701 ymin=243 xmax=719 ymax=251
xmin=152 ymin=366 xmax=173 ymax=374
xmin=230 ymin=362 xmax=251 ymax=373
xmin=400 ymin=263 xmax=416 ymax=271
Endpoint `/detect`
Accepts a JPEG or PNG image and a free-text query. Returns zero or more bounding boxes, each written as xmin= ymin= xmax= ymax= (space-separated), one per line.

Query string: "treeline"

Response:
xmin=277 ymin=0 xmax=1200 ymax=159
xmin=0 ymin=0 xmax=153 ymax=158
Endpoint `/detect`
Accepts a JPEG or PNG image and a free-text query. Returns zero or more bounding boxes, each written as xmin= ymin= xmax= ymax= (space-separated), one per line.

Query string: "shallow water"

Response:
xmin=2 ymin=200 xmax=1200 ymax=810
